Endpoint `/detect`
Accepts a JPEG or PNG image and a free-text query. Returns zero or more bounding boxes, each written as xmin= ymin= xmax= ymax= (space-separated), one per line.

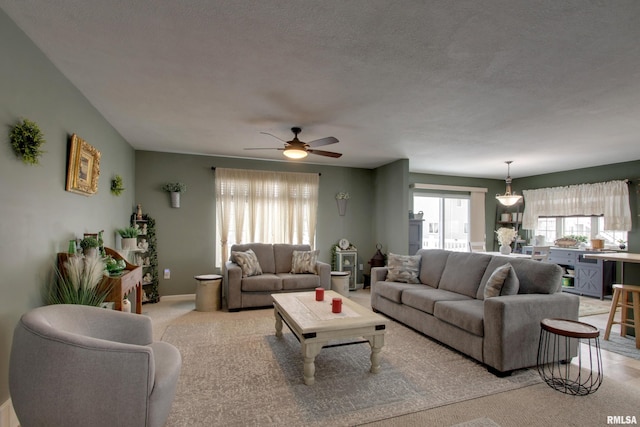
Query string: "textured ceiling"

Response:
xmin=2 ymin=1 xmax=640 ymax=178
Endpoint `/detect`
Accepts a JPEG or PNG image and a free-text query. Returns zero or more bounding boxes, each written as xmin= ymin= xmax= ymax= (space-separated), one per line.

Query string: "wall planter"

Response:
xmin=162 ymin=182 xmax=187 ymax=208
xmin=336 ymin=192 xmax=350 ymax=216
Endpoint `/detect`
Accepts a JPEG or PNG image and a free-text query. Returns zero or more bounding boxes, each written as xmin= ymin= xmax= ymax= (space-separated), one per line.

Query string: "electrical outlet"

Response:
xmin=359 ymin=264 xmax=364 ymax=270
xmin=164 ymin=269 xmax=170 ymax=279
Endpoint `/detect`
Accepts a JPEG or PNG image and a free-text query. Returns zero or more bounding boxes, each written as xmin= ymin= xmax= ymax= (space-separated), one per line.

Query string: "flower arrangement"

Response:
xmin=162 ymin=182 xmax=187 ymax=193
xmin=336 ymin=192 xmax=350 ymax=200
xmin=45 ymin=255 xmax=110 ymax=306
xmin=110 ymin=175 xmax=125 ymax=196
xmin=495 ymin=227 xmax=517 ymax=247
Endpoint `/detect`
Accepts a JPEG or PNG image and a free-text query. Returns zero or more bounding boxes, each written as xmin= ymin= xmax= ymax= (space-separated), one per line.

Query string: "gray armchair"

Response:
xmin=9 ymin=304 xmax=181 ymax=427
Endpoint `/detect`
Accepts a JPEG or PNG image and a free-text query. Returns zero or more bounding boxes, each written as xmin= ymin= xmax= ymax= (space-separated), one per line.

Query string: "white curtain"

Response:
xmin=215 ymin=168 xmax=320 ymax=265
xmin=522 ymin=180 xmax=631 ymax=231
xmin=469 ymin=190 xmax=486 ymax=244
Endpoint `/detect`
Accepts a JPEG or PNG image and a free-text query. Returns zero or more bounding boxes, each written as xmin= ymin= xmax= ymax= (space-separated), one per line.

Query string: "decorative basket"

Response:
xmin=554 ymin=238 xmax=579 ymax=248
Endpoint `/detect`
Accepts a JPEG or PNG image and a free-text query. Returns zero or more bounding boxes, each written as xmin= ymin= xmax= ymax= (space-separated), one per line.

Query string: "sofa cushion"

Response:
xmin=230 ymin=243 xmax=275 ymax=273
xmin=240 ymin=274 xmax=282 ymax=292
xmin=478 ymin=257 xmax=562 ymax=298
xmin=231 ymin=249 xmax=263 ymax=277
xmin=274 ymin=244 xmax=311 ymax=274
xmin=374 ymin=281 xmax=418 ymax=303
xmin=386 ymin=253 xmax=421 ymax=284
xmin=291 ymin=250 xmax=319 ymax=274
xmin=484 ymin=263 xmax=520 ymax=298
xmin=417 ymin=249 xmax=451 ymax=288
xmin=438 ymin=252 xmax=492 ymax=298
xmin=433 ymin=299 xmax=485 ymax=337
xmin=401 ymin=287 xmax=471 ymax=315
xmin=280 ymin=273 xmax=320 ymax=290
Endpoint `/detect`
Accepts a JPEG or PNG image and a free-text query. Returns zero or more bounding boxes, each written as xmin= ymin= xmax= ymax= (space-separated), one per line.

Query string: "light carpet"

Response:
xmin=162 ymin=309 xmax=541 ymax=427
xmin=578 ymin=297 xmax=611 ymax=317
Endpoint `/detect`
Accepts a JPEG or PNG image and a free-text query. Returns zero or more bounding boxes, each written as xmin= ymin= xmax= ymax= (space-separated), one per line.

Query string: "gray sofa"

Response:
xmin=225 ymin=243 xmax=330 ymax=310
xmin=371 ymin=249 xmax=580 ymax=374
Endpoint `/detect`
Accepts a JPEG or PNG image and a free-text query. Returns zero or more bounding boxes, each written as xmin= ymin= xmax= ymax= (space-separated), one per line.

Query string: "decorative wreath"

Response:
xmin=9 ymin=118 xmax=46 ymax=165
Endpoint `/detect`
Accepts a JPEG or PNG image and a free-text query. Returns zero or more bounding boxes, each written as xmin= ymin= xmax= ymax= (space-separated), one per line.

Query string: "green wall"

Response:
xmin=374 ymin=159 xmax=410 ymax=254
xmin=0 ymin=9 xmax=136 ymax=403
xmin=134 ymin=151 xmax=379 ymax=295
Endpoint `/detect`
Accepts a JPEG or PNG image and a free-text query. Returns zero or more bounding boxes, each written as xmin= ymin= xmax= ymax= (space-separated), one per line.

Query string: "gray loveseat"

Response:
xmin=225 ymin=243 xmax=330 ymax=310
xmin=371 ymin=249 xmax=579 ymax=374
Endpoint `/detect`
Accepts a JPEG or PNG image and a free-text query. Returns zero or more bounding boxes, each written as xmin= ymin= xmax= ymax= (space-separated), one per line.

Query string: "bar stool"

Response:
xmin=604 ymin=284 xmax=640 ymax=349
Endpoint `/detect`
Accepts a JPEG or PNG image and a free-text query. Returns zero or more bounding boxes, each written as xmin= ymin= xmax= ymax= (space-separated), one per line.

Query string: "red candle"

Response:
xmin=315 ymin=287 xmax=324 ymax=301
xmin=332 ymin=297 xmax=342 ymax=313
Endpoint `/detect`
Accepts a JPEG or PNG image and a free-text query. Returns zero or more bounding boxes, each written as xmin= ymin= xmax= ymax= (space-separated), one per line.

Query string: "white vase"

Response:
xmin=499 ymin=245 xmax=512 ymax=255
xmin=122 ymin=237 xmax=137 ymax=251
xmin=122 ymin=298 xmax=131 ymax=313
xmin=170 ymin=192 xmax=180 ymax=208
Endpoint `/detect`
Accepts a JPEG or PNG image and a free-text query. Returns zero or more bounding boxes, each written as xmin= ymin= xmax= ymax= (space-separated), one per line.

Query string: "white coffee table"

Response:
xmin=272 ymin=290 xmax=388 ymax=385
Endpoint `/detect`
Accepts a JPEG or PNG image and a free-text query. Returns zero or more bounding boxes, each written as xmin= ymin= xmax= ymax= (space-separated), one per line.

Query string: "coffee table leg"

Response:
xmin=274 ymin=307 xmax=283 ymax=338
xmin=302 ymin=342 xmax=323 ymax=385
xmin=367 ymin=334 xmax=385 ymax=374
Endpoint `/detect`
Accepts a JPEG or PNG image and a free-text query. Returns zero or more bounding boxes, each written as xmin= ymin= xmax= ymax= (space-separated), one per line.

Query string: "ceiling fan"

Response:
xmin=244 ymin=127 xmax=342 ymax=159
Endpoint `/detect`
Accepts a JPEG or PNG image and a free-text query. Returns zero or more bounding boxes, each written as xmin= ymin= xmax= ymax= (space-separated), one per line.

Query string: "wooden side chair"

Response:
xmin=531 ymin=246 xmax=551 ymax=262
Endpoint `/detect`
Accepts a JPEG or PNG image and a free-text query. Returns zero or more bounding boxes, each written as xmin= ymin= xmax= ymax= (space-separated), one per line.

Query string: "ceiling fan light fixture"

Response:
xmin=283 ymin=147 xmax=308 ymax=159
xmin=496 ymin=161 xmax=523 ymax=207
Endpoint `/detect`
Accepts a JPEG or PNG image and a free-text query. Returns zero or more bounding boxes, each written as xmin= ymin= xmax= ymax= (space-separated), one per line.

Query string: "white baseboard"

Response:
xmin=160 ymin=293 xmax=195 ymax=301
xmin=0 ymin=399 xmax=19 ymax=427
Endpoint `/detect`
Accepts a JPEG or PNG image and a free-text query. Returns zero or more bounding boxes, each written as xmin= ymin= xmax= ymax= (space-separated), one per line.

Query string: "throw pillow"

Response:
xmin=386 ymin=253 xmax=421 ymax=284
xmin=291 ymin=250 xmax=319 ymax=274
xmin=484 ymin=263 xmax=519 ymax=298
xmin=231 ymin=249 xmax=263 ymax=277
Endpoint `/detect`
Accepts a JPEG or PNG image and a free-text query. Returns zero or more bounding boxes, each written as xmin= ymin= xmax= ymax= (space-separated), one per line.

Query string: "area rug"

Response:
xmin=592 ymin=329 xmax=640 ymax=361
xmin=578 ymin=297 xmax=611 ymax=317
xmin=162 ymin=311 xmax=541 ymax=427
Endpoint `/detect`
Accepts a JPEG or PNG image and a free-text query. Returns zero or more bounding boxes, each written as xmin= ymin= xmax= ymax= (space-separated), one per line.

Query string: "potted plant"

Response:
xmin=9 ymin=118 xmax=46 ymax=165
xmin=495 ymin=227 xmax=517 ymax=255
xmin=45 ymin=255 xmax=110 ymax=306
xmin=618 ymin=239 xmax=627 ymax=250
xmin=162 ymin=182 xmax=187 ymax=208
xmin=117 ymin=226 xmax=139 ymax=250
xmin=79 ymin=236 xmax=99 ymax=258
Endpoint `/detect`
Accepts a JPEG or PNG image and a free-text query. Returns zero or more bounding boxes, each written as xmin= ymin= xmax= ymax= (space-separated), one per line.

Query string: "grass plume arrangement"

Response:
xmin=46 ymin=255 xmax=111 ymax=306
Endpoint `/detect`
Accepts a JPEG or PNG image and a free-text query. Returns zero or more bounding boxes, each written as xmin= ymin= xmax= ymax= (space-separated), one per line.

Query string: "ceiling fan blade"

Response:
xmin=307 ymin=136 xmax=338 ymax=148
xmin=259 ymin=132 xmax=287 ymax=142
xmin=307 ymin=149 xmax=342 ymax=158
xmin=244 ymin=147 xmax=281 ymax=150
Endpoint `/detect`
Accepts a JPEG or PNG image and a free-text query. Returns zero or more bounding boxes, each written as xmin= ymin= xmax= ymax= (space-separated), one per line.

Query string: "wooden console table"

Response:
xmin=57 ymin=247 xmax=142 ymax=314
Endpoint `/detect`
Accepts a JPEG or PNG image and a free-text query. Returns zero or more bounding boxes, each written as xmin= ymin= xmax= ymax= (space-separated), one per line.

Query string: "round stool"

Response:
xmin=331 ymin=271 xmax=350 ymax=297
xmin=194 ymin=274 xmax=222 ymax=311
xmin=537 ymin=318 xmax=603 ymax=395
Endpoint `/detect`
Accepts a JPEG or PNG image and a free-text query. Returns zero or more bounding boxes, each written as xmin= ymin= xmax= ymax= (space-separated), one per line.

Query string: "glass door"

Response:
xmin=413 ymin=195 xmax=470 ymax=252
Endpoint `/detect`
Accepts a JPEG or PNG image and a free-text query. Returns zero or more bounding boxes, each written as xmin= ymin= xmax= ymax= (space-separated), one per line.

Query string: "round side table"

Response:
xmin=194 ymin=274 xmax=222 ymax=311
xmin=537 ymin=318 xmax=603 ymax=395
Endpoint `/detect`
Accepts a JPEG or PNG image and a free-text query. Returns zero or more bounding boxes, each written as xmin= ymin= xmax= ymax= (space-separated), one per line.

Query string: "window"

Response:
xmin=534 ymin=216 xmax=627 ymax=248
xmin=413 ymin=194 xmax=470 ymax=252
xmin=215 ymin=168 xmax=319 ymax=267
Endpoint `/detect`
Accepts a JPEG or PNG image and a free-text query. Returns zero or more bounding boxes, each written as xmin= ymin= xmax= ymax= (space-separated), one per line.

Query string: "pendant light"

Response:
xmin=496 ymin=161 xmax=523 ymax=206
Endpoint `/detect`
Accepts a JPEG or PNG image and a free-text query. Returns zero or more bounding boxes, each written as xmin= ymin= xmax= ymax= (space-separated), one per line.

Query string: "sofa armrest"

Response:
xmin=225 ymin=261 xmax=243 ymax=310
xmin=316 ymin=261 xmax=331 ymax=289
xmin=371 ymin=267 xmax=388 ymax=284
xmin=483 ymin=292 xmax=579 ymax=372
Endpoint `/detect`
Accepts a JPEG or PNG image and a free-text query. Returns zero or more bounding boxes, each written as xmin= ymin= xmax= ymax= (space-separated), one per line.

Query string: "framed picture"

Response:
xmin=66 ymin=134 xmax=101 ymax=195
